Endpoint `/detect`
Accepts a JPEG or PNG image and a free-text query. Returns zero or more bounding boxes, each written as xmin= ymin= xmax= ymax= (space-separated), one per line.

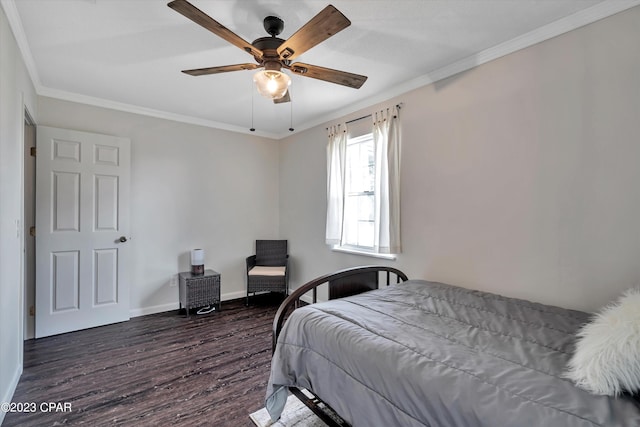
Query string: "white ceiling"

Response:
xmin=4 ymin=0 xmax=638 ymax=139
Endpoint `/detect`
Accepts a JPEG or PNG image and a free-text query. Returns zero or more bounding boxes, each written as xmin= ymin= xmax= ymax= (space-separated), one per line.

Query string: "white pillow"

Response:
xmin=564 ymin=288 xmax=640 ymax=396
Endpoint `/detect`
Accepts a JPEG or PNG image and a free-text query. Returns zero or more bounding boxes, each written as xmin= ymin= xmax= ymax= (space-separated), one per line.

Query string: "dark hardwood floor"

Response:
xmin=4 ymin=294 xmax=284 ymax=427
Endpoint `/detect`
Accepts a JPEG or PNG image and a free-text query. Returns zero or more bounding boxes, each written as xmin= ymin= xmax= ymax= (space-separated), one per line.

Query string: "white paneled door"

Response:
xmin=35 ymin=126 xmax=131 ymax=338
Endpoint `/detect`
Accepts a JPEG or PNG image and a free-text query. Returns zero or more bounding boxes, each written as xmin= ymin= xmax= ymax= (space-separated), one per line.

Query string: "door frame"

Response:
xmin=22 ymin=107 xmax=36 ymax=340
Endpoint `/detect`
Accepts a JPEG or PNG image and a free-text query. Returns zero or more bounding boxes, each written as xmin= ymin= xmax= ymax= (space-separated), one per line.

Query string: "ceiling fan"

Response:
xmin=167 ymin=0 xmax=367 ymax=103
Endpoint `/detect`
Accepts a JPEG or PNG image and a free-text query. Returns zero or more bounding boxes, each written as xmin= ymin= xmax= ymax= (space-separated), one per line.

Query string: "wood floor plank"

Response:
xmin=4 ymin=295 xmax=283 ymax=426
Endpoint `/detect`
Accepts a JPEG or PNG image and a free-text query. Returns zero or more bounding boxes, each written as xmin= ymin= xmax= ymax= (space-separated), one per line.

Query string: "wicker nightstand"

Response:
xmin=179 ymin=270 xmax=221 ymax=317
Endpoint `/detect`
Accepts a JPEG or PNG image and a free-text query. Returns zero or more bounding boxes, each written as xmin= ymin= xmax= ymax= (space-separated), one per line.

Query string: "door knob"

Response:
xmin=119 ymin=236 xmax=127 ymax=243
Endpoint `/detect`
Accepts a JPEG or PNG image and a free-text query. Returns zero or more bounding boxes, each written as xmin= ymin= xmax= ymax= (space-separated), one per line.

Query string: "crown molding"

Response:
xmin=4 ymin=0 xmax=640 ymax=140
xmin=38 ymin=86 xmax=281 ymax=139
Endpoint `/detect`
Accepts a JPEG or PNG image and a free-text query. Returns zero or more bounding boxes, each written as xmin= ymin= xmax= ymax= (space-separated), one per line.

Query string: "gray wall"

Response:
xmin=278 ymin=6 xmax=640 ymax=313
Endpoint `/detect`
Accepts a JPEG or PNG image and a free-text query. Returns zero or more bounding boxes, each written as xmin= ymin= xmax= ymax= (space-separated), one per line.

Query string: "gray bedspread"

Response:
xmin=266 ymin=280 xmax=640 ymax=426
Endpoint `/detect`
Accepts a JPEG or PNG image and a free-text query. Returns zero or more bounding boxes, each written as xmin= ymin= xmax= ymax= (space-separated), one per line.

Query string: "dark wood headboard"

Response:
xmin=328 ymin=269 xmax=379 ymax=300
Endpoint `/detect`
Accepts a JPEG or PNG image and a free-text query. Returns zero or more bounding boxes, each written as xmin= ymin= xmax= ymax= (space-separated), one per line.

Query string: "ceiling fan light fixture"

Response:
xmin=253 ymin=69 xmax=291 ymax=100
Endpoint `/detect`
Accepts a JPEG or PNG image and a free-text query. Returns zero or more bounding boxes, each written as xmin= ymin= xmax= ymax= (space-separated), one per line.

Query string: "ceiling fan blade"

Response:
xmin=273 ymin=90 xmax=291 ymax=104
xmin=289 ymin=63 xmax=367 ymax=89
xmin=168 ymin=0 xmax=262 ymax=59
xmin=277 ymin=5 xmax=350 ymax=61
xmin=182 ymin=63 xmax=260 ymax=76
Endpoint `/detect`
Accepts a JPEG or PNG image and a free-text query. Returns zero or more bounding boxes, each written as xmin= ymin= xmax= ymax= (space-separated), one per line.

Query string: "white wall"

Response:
xmin=37 ymin=97 xmax=280 ymax=316
xmin=279 ymin=6 xmax=640 ymax=313
xmin=0 ymin=4 xmax=37 ymax=424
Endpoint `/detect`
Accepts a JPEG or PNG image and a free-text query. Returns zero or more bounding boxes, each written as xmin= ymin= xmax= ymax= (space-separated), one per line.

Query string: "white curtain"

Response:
xmin=325 ymin=124 xmax=347 ymax=245
xmin=372 ymin=106 xmax=401 ymax=254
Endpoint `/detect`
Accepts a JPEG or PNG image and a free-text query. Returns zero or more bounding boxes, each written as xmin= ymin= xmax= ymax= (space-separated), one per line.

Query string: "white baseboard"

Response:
xmin=129 ymin=302 xmax=179 ymax=317
xmin=222 ymin=290 xmax=247 ymax=301
xmin=129 ymin=290 xmax=250 ymax=318
xmin=0 ymin=364 xmax=23 ymax=425
xmin=298 ymin=293 xmax=314 ymax=304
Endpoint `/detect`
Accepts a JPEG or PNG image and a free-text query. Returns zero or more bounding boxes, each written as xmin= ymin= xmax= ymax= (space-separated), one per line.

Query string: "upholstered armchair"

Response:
xmin=246 ymin=240 xmax=289 ymax=305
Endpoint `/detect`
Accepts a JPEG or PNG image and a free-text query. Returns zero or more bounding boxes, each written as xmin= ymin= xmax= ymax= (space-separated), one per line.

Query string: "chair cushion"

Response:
xmin=248 ymin=266 xmax=286 ymax=277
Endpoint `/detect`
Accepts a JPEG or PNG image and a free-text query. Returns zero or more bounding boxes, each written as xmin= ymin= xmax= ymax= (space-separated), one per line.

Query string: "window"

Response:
xmin=342 ymin=133 xmax=375 ymax=250
xmin=326 ymin=106 xmax=401 ymax=257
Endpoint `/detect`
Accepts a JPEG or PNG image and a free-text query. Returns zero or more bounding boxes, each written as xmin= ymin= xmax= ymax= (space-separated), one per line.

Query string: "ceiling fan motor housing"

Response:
xmin=251 ymin=36 xmax=287 ymax=67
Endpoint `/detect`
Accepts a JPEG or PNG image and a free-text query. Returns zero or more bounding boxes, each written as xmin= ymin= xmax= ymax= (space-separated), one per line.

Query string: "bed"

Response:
xmin=265 ymin=266 xmax=640 ymax=427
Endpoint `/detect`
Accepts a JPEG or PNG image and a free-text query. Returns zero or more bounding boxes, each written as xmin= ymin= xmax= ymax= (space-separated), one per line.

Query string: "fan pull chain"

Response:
xmin=289 ymin=92 xmax=294 ymax=132
xmin=250 ymin=78 xmax=256 ymax=132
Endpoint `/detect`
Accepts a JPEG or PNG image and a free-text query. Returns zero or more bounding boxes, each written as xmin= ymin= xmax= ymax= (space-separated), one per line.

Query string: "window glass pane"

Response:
xmin=342 ymin=134 xmax=375 ymax=249
xmin=358 ymin=194 xmax=374 ymax=222
xmin=359 ymin=219 xmax=374 ymax=248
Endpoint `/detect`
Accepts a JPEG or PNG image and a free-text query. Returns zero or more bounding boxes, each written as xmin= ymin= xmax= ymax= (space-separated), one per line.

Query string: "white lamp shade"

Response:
xmin=253 ymin=70 xmax=291 ymax=100
xmin=190 ymin=249 xmax=205 ymax=266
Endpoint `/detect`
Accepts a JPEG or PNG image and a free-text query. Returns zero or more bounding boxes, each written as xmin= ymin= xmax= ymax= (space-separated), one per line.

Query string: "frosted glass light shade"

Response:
xmin=253 ymin=70 xmax=291 ymax=100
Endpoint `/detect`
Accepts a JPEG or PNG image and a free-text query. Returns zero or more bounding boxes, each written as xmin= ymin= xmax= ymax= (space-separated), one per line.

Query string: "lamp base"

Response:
xmin=191 ymin=264 xmax=204 ymax=275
